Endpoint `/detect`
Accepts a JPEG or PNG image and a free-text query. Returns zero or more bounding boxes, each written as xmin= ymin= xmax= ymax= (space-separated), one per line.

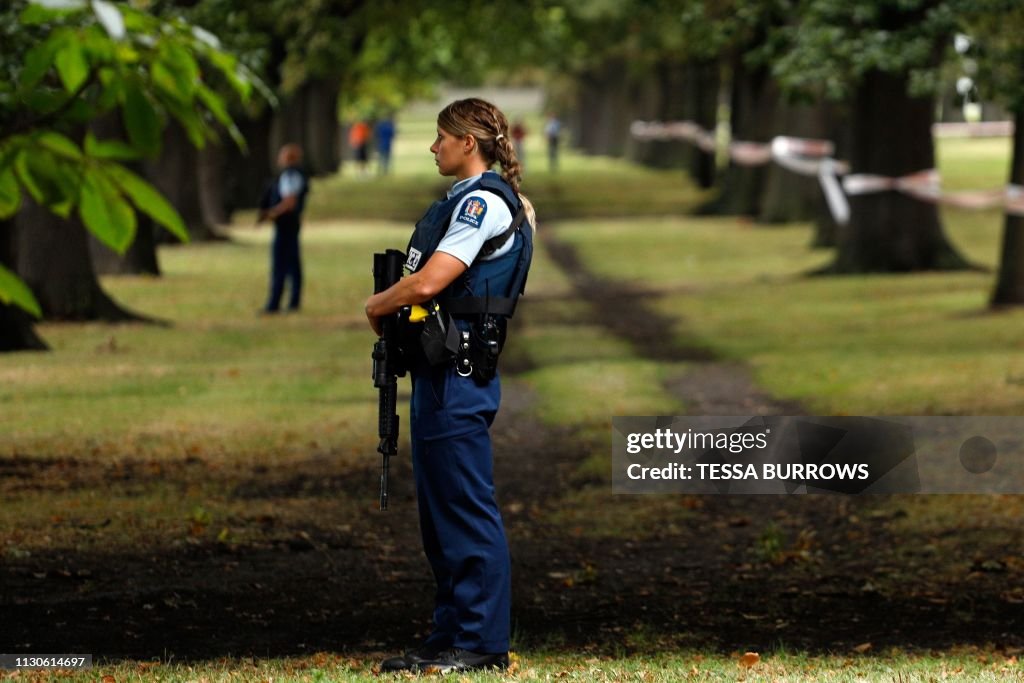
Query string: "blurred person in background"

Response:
xmin=257 ymin=143 xmax=308 ymax=314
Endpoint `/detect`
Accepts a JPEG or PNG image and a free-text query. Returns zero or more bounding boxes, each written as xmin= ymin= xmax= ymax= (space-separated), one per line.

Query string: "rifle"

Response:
xmin=371 ymin=249 xmax=407 ymax=511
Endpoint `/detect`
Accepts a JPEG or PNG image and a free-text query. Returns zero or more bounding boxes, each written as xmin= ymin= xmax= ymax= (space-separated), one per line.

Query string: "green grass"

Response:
xmin=550 ymin=210 xmax=1024 ymax=415
xmin=2 ymin=110 xmax=1022 ymax=681
xmin=0 ymin=223 xmax=410 ymax=462
xmin=22 ymin=647 xmax=1023 ymax=681
xmin=937 ymin=136 xmax=1012 ymax=191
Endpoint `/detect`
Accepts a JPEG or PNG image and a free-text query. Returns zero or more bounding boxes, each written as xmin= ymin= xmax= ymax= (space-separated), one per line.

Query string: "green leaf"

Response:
xmin=162 ymin=42 xmax=199 ymax=89
xmin=196 ymin=86 xmax=245 ymax=152
xmin=151 ymin=60 xmax=188 ymax=103
xmin=79 ymin=168 xmax=136 ymax=252
xmin=20 ymin=2 xmax=85 ymax=25
xmin=119 ymin=4 xmax=153 ymax=33
xmin=54 ymin=42 xmax=90 ymax=93
xmin=206 ymin=50 xmax=253 ymax=102
xmin=83 ymin=132 xmax=140 ymax=160
xmin=162 ymin=97 xmax=207 ymax=149
xmin=103 ymin=162 xmax=188 ymax=242
xmin=0 ymin=167 xmax=21 ymax=219
xmin=37 ymin=131 xmax=82 ymax=160
xmin=0 ymin=264 xmax=42 ymax=319
xmin=19 ymin=38 xmax=59 ymax=95
xmin=79 ymin=23 xmax=117 ymax=62
xmin=14 ymin=150 xmax=46 ymax=204
xmin=195 ymin=83 xmax=230 ymax=127
xmin=16 ymin=147 xmax=79 ymax=217
xmin=122 ymin=81 xmax=161 ymax=156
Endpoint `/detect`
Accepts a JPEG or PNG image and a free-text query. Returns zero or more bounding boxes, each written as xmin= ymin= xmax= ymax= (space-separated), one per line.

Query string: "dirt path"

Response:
xmin=2 ymin=234 xmax=1022 ymax=663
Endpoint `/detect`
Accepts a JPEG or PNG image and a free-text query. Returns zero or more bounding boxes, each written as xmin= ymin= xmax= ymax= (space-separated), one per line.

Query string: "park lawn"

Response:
xmin=303 ymin=152 xmax=703 ymax=223
xmin=550 ymin=206 xmax=1024 ymax=416
xmin=23 ymin=647 xmax=1022 ymax=681
xmin=0 ymin=218 xmax=680 ymax=560
xmin=1 ymin=127 xmax=1021 ymax=680
xmin=0 ymin=222 xmax=409 ymax=463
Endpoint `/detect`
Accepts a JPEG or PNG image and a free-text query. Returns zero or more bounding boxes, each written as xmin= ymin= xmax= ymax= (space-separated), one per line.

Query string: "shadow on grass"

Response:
xmin=3 ymin=447 xmax=1022 ymax=661
xmin=3 ymin=222 xmax=1021 ymax=663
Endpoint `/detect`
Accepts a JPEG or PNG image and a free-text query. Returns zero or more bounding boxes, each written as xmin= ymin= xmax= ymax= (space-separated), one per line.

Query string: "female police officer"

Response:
xmin=364 ymin=98 xmax=534 ymax=674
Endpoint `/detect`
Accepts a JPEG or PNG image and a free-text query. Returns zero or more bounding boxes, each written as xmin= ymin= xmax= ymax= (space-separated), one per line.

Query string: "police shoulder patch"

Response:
xmin=457 ymin=195 xmax=488 ymax=228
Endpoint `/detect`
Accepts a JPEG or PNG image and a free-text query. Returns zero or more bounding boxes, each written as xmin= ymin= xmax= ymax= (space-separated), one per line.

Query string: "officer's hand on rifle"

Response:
xmin=365 ymin=303 xmax=383 ymax=336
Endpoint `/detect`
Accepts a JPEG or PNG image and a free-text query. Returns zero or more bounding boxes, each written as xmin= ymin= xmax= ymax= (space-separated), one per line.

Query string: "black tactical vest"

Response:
xmin=263 ymin=165 xmax=309 ymax=231
xmin=405 ymin=171 xmax=532 ymax=320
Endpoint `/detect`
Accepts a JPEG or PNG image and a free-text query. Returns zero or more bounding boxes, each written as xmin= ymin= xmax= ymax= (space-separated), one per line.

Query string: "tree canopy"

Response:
xmin=0 ymin=0 xmax=255 ymax=316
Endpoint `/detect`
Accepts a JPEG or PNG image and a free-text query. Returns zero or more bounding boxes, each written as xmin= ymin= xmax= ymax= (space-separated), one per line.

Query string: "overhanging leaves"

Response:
xmin=121 ymin=80 xmax=161 ymax=156
xmin=54 ymin=41 xmax=89 ymax=92
xmin=83 ymin=131 xmax=140 ymax=160
xmin=0 ymin=263 xmax=42 ymax=319
xmin=103 ymin=162 xmax=188 ymax=243
xmin=79 ymin=166 xmax=135 ymax=252
xmin=0 ymin=167 xmax=21 ymax=219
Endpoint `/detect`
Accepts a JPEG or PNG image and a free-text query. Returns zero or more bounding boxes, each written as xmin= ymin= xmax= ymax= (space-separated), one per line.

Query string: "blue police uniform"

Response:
xmin=265 ymin=166 xmax=308 ymax=312
xmin=403 ymin=170 xmax=532 ymax=655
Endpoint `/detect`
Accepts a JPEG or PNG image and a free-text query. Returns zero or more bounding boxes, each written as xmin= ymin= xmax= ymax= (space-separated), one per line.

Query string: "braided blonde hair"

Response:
xmin=437 ymin=98 xmax=536 ymax=231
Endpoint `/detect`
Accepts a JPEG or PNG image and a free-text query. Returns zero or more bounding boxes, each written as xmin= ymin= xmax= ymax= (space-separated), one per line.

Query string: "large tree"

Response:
xmin=0 ymin=0 xmax=252 ymax=349
xmin=772 ymin=0 xmax=983 ymax=272
xmin=967 ymin=3 xmax=1024 ymax=306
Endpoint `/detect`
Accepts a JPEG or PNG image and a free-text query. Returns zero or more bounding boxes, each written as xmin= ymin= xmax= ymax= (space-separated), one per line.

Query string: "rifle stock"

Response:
xmin=372 ymin=250 xmax=407 ymax=511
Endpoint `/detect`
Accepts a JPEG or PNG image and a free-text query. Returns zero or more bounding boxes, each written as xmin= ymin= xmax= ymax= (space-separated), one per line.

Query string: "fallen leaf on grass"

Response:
xmin=739 ymin=652 xmax=760 ymax=668
xmin=853 ymin=642 xmax=873 ymax=653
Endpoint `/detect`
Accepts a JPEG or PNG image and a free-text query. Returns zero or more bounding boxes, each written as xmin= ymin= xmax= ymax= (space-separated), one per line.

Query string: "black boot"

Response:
xmin=379 ymin=644 xmax=447 ymax=672
xmin=413 ymin=648 xmax=509 ymax=673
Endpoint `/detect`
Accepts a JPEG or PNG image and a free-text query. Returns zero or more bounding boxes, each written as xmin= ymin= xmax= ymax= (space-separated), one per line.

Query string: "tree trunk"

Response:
xmin=991 ymin=106 xmax=1024 ymax=306
xmin=15 ymin=201 xmax=144 ymax=321
xmin=687 ymin=60 xmax=720 ymax=189
xmin=145 ymin=122 xmax=224 ymax=243
xmin=0 ymin=218 xmax=47 ymax=351
xmin=629 ymin=60 xmax=689 ymax=169
xmin=270 ymin=78 xmax=341 ymax=177
xmin=89 ymin=219 xmax=160 ymax=276
xmin=575 ymin=58 xmax=631 ymax=157
xmin=271 ymin=88 xmax=307 ymax=168
xmin=828 ymin=70 xmax=968 ymax=273
xmin=981 ymin=100 xmax=1010 ymax=122
xmin=758 ymin=100 xmax=832 ymax=225
xmin=198 ymin=142 xmax=229 ymax=227
xmin=574 ymin=72 xmax=601 ymax=152
xmin=702 ymin=57 xmax=777 ymax=216
xmin=939 ymin=83 xmax=965 ymax=123
xmin=224 ymin=111 xmax=275 ymax=214
xmin=302 ymin=78 xmax=342 ymax=176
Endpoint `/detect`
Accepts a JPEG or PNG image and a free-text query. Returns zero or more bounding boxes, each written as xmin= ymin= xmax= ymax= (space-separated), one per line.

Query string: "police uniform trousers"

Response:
xmin=409 ymin=362 xmax=511 ymax=654
xmin=267 ymin=223 xmax=302 ymax=311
